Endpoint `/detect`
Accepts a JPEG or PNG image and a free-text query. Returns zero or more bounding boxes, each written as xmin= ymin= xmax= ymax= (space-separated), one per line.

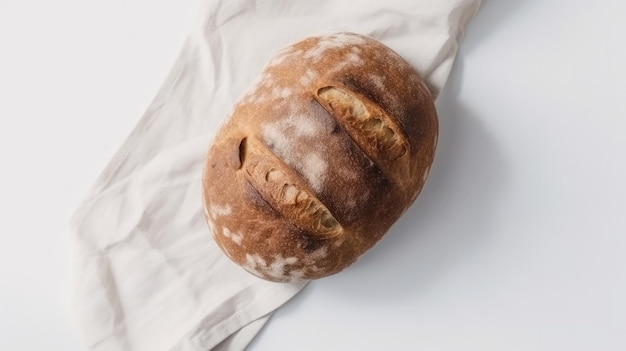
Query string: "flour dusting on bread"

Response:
xmin=244 ymin=253 xmax=300 ymax=280
xmin=261 ymin=115 xmax=330 ymax=191
xmin=203 ymin=33 xmax=438 ymax=282
xmin=209 ymin=204 xmax=232 ymax=219
xmin=302 ymin=153 xmax=328 ymax=192
xmin=222 ymin=227 xmax=243 ymax=245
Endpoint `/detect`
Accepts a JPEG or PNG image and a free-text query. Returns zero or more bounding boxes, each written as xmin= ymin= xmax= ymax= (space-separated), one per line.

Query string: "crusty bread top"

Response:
xmin=203 ymin=33 xmax=438 ymax=282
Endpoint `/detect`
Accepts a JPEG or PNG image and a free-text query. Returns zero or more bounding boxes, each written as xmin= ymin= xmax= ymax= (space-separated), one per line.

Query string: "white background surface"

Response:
xmin=1 ymin=0 xmax=625 ymax=350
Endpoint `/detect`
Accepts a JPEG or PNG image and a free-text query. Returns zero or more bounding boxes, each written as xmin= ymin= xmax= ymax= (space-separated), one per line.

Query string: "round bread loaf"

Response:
xmin=202 ymin=32 xmax=438 ymax=282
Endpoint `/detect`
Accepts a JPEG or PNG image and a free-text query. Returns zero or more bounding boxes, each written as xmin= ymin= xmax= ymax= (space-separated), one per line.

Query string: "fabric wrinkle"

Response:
xmin=85 ymin=256 xmax=133 ymax=350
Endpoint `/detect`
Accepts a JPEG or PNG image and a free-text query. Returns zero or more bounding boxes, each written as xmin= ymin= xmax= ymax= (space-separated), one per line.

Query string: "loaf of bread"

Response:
xmin=202 ymin=32 xmax=438 ymax=282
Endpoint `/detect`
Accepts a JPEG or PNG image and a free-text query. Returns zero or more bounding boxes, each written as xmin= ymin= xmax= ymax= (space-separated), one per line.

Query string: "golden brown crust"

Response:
xmin=202 ymin=32 xmax=438 ymax=282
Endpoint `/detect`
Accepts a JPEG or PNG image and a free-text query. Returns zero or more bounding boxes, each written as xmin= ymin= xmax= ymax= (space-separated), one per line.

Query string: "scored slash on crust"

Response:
xmin=203 ymin=33 xmax=439 ymax=282
xmin=239 ymin=137 xmax=343 ymax=239
xmin=315 ymin=86 xmax=409 ymax=177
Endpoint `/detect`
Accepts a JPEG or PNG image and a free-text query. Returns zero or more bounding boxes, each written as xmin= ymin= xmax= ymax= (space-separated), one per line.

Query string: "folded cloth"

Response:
xmin=71 ymin=0 xmax=480 ymax=350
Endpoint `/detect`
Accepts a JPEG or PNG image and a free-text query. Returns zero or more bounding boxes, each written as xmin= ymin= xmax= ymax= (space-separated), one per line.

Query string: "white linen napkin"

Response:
xmin=71 ymin=0 xmax=481 ymax=350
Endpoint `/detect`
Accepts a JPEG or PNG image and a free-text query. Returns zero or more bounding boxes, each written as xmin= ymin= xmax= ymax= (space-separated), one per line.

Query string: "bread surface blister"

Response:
xmin=203 ymin=32 xmax=438 ymax=282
